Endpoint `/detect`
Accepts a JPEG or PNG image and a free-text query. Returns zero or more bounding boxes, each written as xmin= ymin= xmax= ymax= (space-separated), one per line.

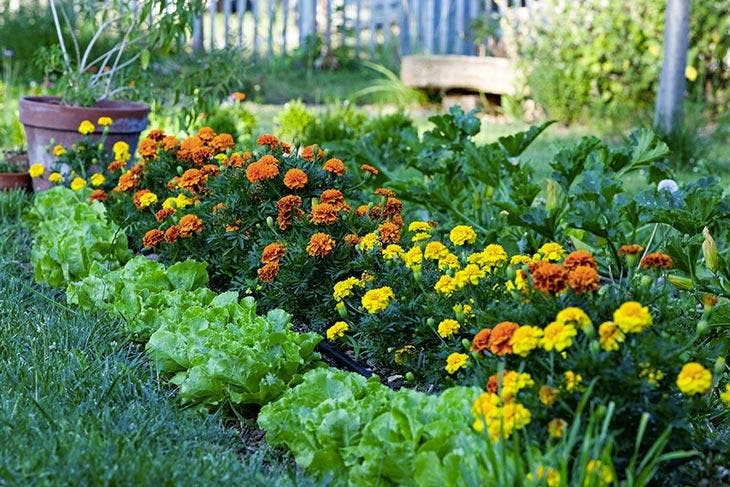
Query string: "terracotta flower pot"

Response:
xmin=0 ymin=173 xmax=32 ymax=191
xmin=19 ymin=96 xmax=150 ymax=191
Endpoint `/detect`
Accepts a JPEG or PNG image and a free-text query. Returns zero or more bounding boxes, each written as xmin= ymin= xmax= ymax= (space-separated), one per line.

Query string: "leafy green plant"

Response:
xmin=352 ymin=62 xmax=427 ymax=107
xmin=274 ymin=99 xmax=315 ymax=142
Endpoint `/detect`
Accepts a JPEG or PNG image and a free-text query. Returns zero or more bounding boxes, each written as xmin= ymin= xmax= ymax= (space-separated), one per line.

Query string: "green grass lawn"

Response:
xmin=0 ymin=190 xmax=316 ymax=486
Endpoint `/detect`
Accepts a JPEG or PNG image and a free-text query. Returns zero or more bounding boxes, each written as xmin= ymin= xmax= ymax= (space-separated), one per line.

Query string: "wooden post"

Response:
xmin=252 ymin=0 xmax=259 ymax=57
xmin=454 ymin=0 xmax=464 ymax=54
xmin=192 ymin=15 xmax=204 ymax=52
xmin=399 ymin=0 xmax=411 ymax=57
xmin=654 ymin=0 xmax=690 ymax=135
xmin=208 ymin=0 xmax=216 ymax=50
xmin=324 ymin=0 xmax=332 ymax=51
xmin=369 ymin=0 xmax=377 ymax=58
xmin=282 ymin=0 xmax=289 ymax=54
xmin=355 ymin=0 xmax=362 ymax=56
xmin=236 ymin=0 xmax=244 ymax=49
xmin=223 ymin=0 xmax=231 ymax=48
xmin=268 ymin=0 xmax=275 ymax=56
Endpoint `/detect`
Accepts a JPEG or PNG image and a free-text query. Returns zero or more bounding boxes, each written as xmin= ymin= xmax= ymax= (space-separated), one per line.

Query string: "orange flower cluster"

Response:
xmin=258 ymin=242 xmax=286 ymax=283
xmin=361 ymin=163 xmax=379 ymax=175
xmin=107 ymin=160 xmax=126 ymax=172
xmin=155 ymin=207 xmax=176 ymax=222
xmin=172 ymin=127 xmax=233 ymax=166
xmin=378 ymin=221 xmax=400 ymax=244
xmin=640 ymin=252 xmax=673 ymax=269
xmin=210 ymin=134 xmax=235 ymax=153
xmin=164 ymin=226 xmax=180 ymax=243
xmin=224 ymin=151 xmax=252 ymax=168
xmin=618 ymin=244 xmax=644 ymax=256
xmin=178 ymin=168 xmax=207 ymax=193
xmin=246 ymin=155 xmax=280 ymax=183
xmin=300 ymin=144 xmax=324 ymax=161
xmin=256 ymin=133 xmax=280 ymax=148
xmin=470 ymin=322 xmax=519 ymax=356
xmin=344 ymin=234 xmax=360 ymax=246
xmin=530 ymin=250 xmax=600 ymax=295
xmin=307 ymin=232 xmax=336 ymax=257
xmin=88 ymin=189 xmax=107 ymax=202
xmin=138 ymin=138 xmax=158 ymax=160
xmin=283 ymin=168 xmax=308 ymax=189
xmin=276 ymin=195 xmax=304 ymax=230
xmin=114 ymin=166 xmax=142 ymax=192
xmin=323 ymin=158 xmax=345 ymax=176
xmin=143 ymin=229 xmax=164 ymax=248
xmin=178 ymin=214 xmax=204 ymax=237
xmin=320 ymin=189 xmax=350 ymax=212
xmin=310 ymin=203 xmax=339 ymax=225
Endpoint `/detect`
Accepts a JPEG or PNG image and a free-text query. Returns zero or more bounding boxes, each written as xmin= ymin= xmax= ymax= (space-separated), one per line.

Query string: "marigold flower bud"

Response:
xmin=667 ymin=274 xmax=693 ymax=290
xmin=696 ymin=319 xmax=709 ymax=336
xmin=266 ymin=216 xmax=275 ymax=231
xmin=640 ymin=275 xmax=653 ymax=288
xmin=714 ymin=357 xmax=726 ymax=376
xmin=545 ymin=179 xmax=559 ymax=211
xmin=336 ymin=301 xmax=347 ymax=318
xmin=176 ymin=165 xmax=183 ymax=175
xmin=405 ymin=372 xmax=415 ymax=382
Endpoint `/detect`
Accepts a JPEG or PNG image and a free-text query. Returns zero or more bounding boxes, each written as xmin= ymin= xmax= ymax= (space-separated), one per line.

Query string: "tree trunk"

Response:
xmin=654 ymin=0 xmax=690 ymax=135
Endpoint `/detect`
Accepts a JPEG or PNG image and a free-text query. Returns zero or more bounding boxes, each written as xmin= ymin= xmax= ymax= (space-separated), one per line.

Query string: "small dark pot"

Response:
xmin=19 ymin=96 xmax=150 ymax=191
xmin=0 ymin=173 xmax=32 ymax=191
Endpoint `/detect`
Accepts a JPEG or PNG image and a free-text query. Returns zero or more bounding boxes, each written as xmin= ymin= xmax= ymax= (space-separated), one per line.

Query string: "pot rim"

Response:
xmin=20 ymin=96 xmax=149 ymax=112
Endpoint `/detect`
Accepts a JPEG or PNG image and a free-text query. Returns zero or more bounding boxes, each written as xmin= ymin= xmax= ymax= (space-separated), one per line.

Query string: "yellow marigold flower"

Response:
xmin=434 ymin=274 xmax=458 ymax=295
xmin=510 ymin=254 xmax=532 ymax=266
xmin=138 ymin=191 xmax=158 ymax=208
xmin=394 ymin=345 xmax=416 ymax=365
xmin=585 ymin=459 xmax=614 ymax=487
xmin=445 ymin=352 xmax=469 ymax=374
xmin=97 ymin=116 xmax=113 ymax=127
xmin=326 ymin=321 xmax=349 ymax=341
xmin=676 ymin=362 xmax=712 ymax=395
xmin=493 ymin=371 xmax=534 ymax=399
xmin=70 ymin=177 xmax=87 ymax=191
xmin=539 ymin=242 xmax=565 ymax=262
xmin=438 ymin=252 xmax=461 ymax=271
xmin=453 ymin=264 xmax=485 ymax=288
xmin=28 ymin=163 xmax=45 ymax=178
xmin=473 ymin=395 xmax=531 ymax=441
xmin=437 ymin=319 xmax=460 ymax=338
xmin=48 ymin=172 xmax=63 ymax=183
xmin=78 ymin=120 xmax=95 ymax=135
xmin=639 ymin=364 xmax=665 ymax=385
xmin=424 ymin=241 xmax=449 ymax=260
xmin=613 ymin=301 xmax=652 ymax=334
xmin=403 ymin=245 xmax=423 ymax=270
xmin=468 ymin=244 xmax=508 ymax=271
xmin=685 ymin=65 xmax=698 ymax=82
xmin=598 ymin=321 xmax=624 ymax=352
xmin=527 ymin=466 xmax=560 ymax=487
xmin=52 ymin=144 xmax=66 ymax=157
xmin=453 ymin=303 xmax=474 ymax=320
xmin=720 ymin=384 xmax=730 ymax=407
xmin=548 ymin=418 xmax=567 ymax=438
xmin=113 ymin=140 xmax=131 ymax=161
xmin=556 ymin=307 xmax=592 ymax=332
xmin=449 ymin=225 xmax=477 ymax=246
xmin=408 ymin=221 xmax=432 ymax=233
xmin=358 ymin=232 xmax=380 ymax=253
xmin=564 ymin=370 xmax=583 ymax=392
xmin=510 ymin=325 xmax=544 ymax=357
xmin=542 ymin=322 xmax=577 ymax=352
xmin=505 ymin=269 xmax=529 ymax=293
xmin=163 ymin=194 xmax=193 ymax=211
xmin=90 ymin=173 xmax=105 ymax=187
xmin=333 ymin=277 xmax=361 ymax=302
xmin=382 ymin=244 xmax=405 ymax=260
xmin=411 ymin=231 xmax=431 ymax=243
xmin=539 ymin=385 xmax=559 ymax=407
xmin=361 ymin=286 xmax=395 ymax=314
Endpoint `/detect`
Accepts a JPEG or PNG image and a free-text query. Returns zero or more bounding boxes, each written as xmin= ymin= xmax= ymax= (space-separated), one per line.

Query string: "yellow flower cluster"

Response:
xmin=542 ymin=321 xmax=577 ymax=352
xmin=358 ymin=233 xmax=380 ymax=253
xmin=361 ymin=286 xmax=395 ymax=314
xmin=70 ymin=177 xmax=87 ymax=191
xmin=598 ymin=321 xmax=624 ymax=352
xmin=90 ymin=173 xmax=105 ymax=187
xmin=537 ymin=242 xmax=565 ymax=262
xmin=613 ymin=301 xmax=652 ymax=333
xmin=494 ymin=371 xmax=534 ymax=400
xmin=437 ymin=319 xmax=460 ymax=338
xmin=510 ymin=325 xmax=543 ymax=357
xmin=408 ymin=221 xmax=433 ymax=242
xmin=449 ymin=225 xmax=477 ymax=246
xmin=326 ymin=321 xmax=349 ymax=341
xmin=382 ymin=244 xmax=405 ymax=260
xmin=676 ymin=362 xmax=712 ymax=395
xmin=78 ymin=120 xmax=95 ymax=135
xmin=113 ymin=141 xmax=131 ymax=162
xmin=527 ymin=465 xmax=560 ymax=487
xmin=162 ymin=194 xmax=192 ymax=210
xmin=333 ymin=277 xmax=362 ymax=302
xmin=445 ymin=352 xmax=469 ymax=374
xmin=564 ymin=370 xmax=583 ymax=392
xmin=138 ymin=191 xmax=158 ymax=208
xmin=585 ymin=459 xmax=614 ymax=486
xmin=49 ymin=172 xmax=63 ymax=183
xmin=403 ymin=246 xmax=423 ymax=271
xmin=467 ymin=244 xmax=508 ymax=271
xmin=28 ymin=163 xmax=45 ymax=178
xmin=471 ymin=392 xmax=531 ymax=441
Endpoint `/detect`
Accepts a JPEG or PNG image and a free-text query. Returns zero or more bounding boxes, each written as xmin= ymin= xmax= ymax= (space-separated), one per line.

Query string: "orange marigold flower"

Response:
xmin=178 ymin=214 xmax=203 ymax=237
xmin=379 ymin=221 xmax=401 ymax=244
xmin=618 ymin=244 xmax=644 ymax=256
xmin=178 ymin=168 xmax=207 ymax=193
xmin=132 ymin=189 xmax=156 ymax=210
xmin=210 ymin=133 xmax=235 ymax=153
xmin=355 ymin=205 xmax=369 ymax=217
xmin=257 ymin=261 xmax=280 ymax=283
xmin=369 ymin=205 xmax=382 ymax=219
xmin=471 ymin=328 xmax=492 ymax=353
xmin=114 ymin=171 xmax=140 ymax=192
xmin=246 ymin=160 xmax=280 ymax=183
xmin=530 ymin=261 xmax=568 ymax=295
xmin=258 ymin=154 xmax=279 ymax=166
xmin=177 ymin=136 xmax=204 ymax=162
xmin=226 ymin=151 xmax=251 ymax=168
xmin=201 ymin=164 xmax=220 ymax=176
xmin=107 ymin=160 xmax=125 ymax=172
xmin=375 ymin=188 xmax=396 ymax=198
xmin=390 ymin=213 xmax=404 ymax=230
xmin=568 ymin=265 xmax=600 ymax=294
xmin=563 ymin=250 xmax=597 ymax=271
xmin=191 ymin=146 xmax=214 ymax=166
xmin=163 ymin=226 xmax=180 ymax=243
xmin=197 ymin=126 xmax=216 ymax=142
xmin=320 ymin=189 xmax=349 ymax=212
xmin=167 ymin=178 xmax=178 ymax=191
xmin=310 ymin=203 xmax=339 ymax=225
xmin=256 ymin=133 xmax=279 ymax=147
xmin=155 ymin=207 xmax=176 ymax=222
xmin=212 ymin=202 xmax=226 ymax=213
xmin=323 ymin=158 xmax=345 ymax=176
xmin=138 ymin=138 xmax=158 ymax=159
xmin=261 ymin=242 xmax=286 ymax=263
xmin=344 ymin=234 xmax=360 ymax=246
xmin=88 ymin=189 xmax=107 ymax=202
xmin=225 ymin=224 xmax=239 ymax=232
xmin=130 ymin=163 xmax=145 ymax=176
xmin=384 ymin=197 xmax=403 ymax=217
xmin=143 ymin=229 xmax=165 ymax=248
xmin=361 ymin=163 xmax=379 ymax=175
xmin=640 ymin=252 xmax=673 ymax=269
xmin=487 ymin=321 xmax=519 ymax=356
xmin=146 ymin=129 xmax=166 ymax=141
xmin=162 ymin=135 xmax=179 ymax=151
xmin=300 ymin=144 xmax=323 ymax=161
xmin=276 ymin=195 xmax=304 ymax=230
xmin=280 ymin=142 xmax=292 ymax=154
xmin=231 ymin=91 xmax=246 ymax=102
xmin=283 ymin=168 xmax=308 ymax=189
xmin=306 ymin=232 xmax=336 ymax=257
